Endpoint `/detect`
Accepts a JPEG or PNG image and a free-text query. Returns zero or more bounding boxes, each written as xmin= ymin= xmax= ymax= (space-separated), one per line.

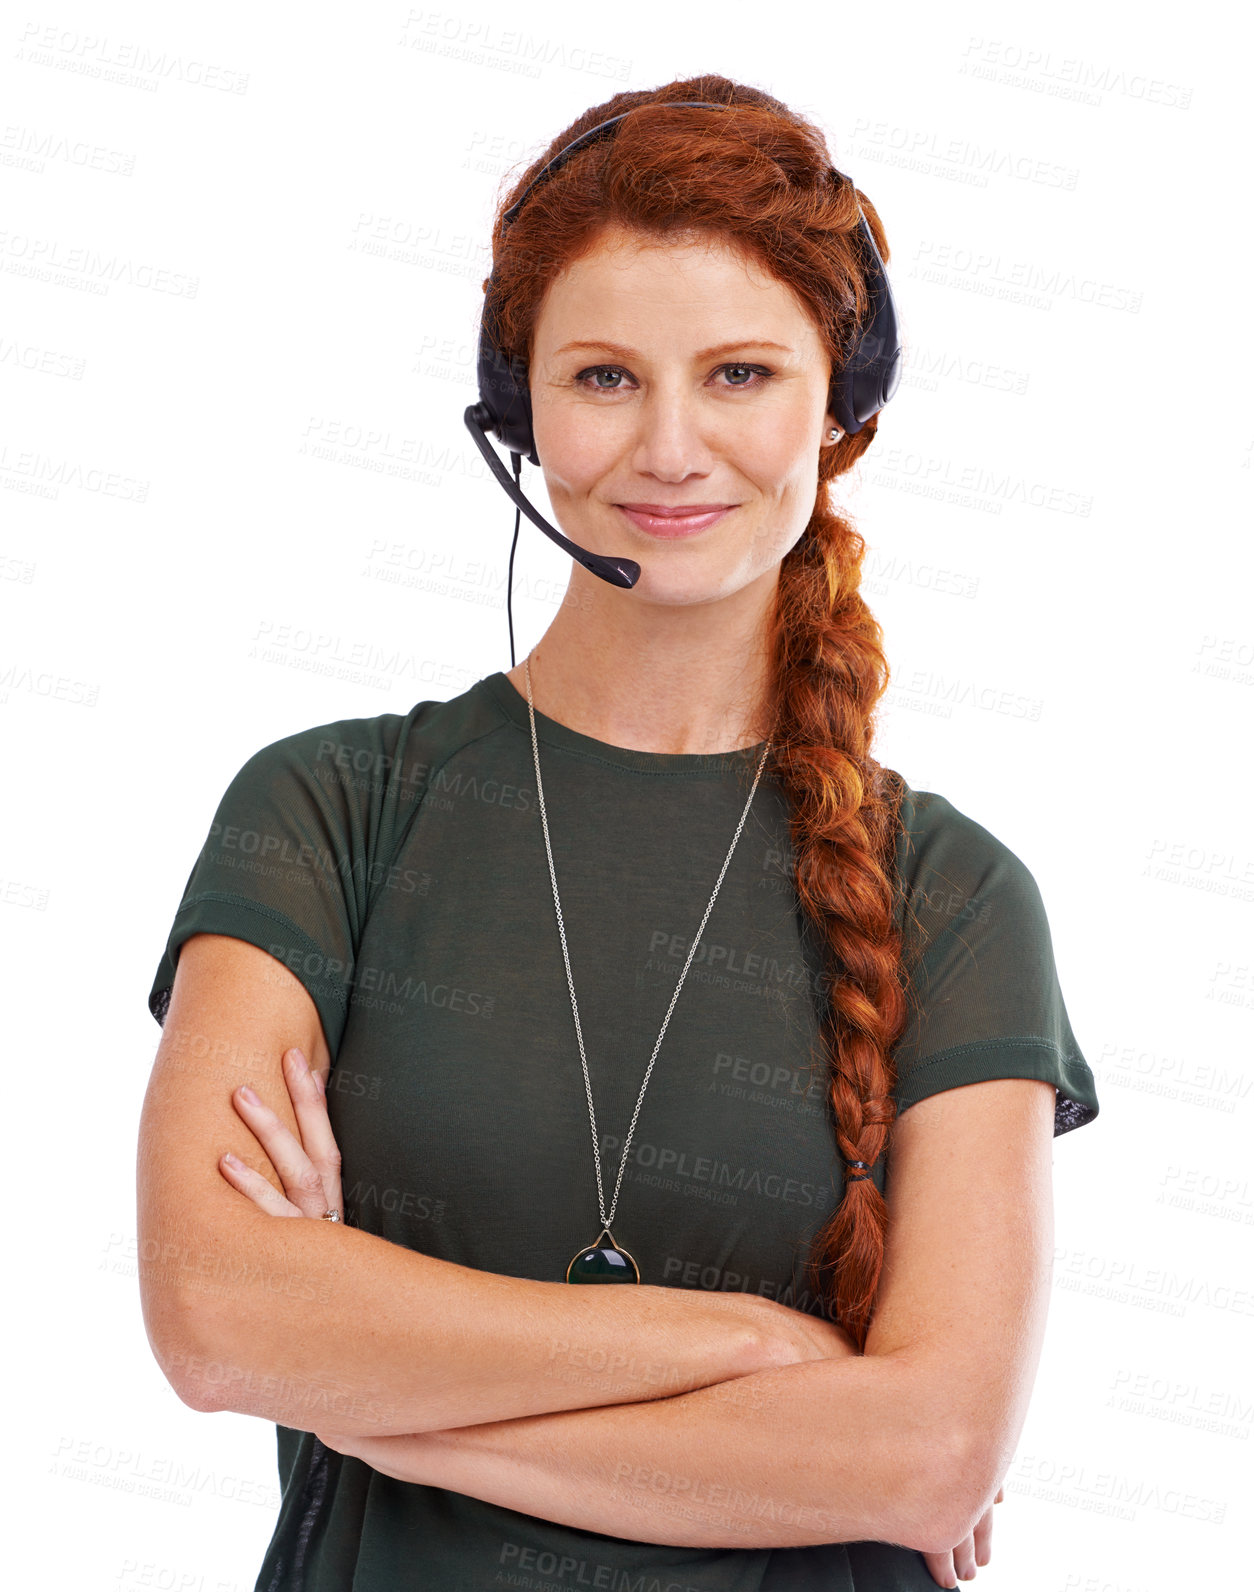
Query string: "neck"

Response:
xmin=506 ymin=565 xmax=778 ymax=755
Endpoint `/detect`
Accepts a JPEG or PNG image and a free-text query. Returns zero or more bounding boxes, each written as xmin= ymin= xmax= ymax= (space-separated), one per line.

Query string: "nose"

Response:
xmin=628 ymin=383 xmax=715 ymax=482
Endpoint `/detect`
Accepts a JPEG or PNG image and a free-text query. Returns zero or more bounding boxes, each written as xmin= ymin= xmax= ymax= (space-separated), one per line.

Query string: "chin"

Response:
xmin=627 ymin=563 xmax=761 ymax=610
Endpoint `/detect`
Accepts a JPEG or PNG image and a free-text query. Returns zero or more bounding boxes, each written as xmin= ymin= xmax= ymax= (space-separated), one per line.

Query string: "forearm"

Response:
xmin=336 ymin=1348 xmax=964 ymax=1552
xmin=152 ymin=1207 xmax=768 ymax=1438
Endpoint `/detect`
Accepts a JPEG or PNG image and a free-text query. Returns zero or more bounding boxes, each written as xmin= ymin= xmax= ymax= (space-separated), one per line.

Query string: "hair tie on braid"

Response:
xmin=844 ymin=1159 xmax=874 ymax=1181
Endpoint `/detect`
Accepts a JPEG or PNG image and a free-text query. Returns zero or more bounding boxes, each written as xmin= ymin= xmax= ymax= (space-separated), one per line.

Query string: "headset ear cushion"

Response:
xmin=834 ymin=284 xmax=902 ymax=431
xmin=475 ymin=314 xmax=539 ymax=464
xmin=882 ymin=345 xmax=902 ymax=405
xmin=500 ymin=355 xmax=537 ymax=464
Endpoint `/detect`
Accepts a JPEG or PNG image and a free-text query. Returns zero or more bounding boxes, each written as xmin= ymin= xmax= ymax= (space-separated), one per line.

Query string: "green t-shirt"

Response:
xmin=148 ymin=669 xmax=1099 ymax=1591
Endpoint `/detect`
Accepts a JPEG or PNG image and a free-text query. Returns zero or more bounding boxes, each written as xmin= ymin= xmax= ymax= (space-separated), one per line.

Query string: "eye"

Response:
xmin=572 ymin=362 xmax=775 ymax=393
xmin=720 ymin=363 xmax=773 ymax=389
xmin=576 ymin=366 xmax=631 ymax=391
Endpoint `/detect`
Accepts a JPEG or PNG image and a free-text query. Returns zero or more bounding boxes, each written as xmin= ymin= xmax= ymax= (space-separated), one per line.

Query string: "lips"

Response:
xmin=616 ymin=504 xmax=735 ymax=537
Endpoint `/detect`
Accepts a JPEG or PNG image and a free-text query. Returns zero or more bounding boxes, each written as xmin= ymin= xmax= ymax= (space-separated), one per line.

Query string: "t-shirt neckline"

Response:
xmin=479 ymin=671 xmax=769 ymax=778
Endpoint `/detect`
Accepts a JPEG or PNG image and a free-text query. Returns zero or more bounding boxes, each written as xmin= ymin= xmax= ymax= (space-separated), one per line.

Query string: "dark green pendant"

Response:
xmin=565 ymin=1228 xmax=640 ymax=1283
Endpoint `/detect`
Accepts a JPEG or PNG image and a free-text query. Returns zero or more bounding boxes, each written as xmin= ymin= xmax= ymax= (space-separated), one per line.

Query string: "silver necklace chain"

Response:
xmin=524 ymin=656 xmax=774 ymax=1236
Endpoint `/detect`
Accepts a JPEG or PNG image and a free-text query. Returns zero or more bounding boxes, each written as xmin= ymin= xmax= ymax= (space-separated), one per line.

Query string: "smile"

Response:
xmin=615 ymin=505 xmax=735 ymax=537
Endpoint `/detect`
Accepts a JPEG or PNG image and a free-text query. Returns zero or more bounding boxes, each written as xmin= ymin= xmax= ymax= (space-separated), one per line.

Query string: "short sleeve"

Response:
xmin=147 ymin=710 xmax=423 ymax=1057
xmin=890 ymin=788 xmax=1099 ymax=1136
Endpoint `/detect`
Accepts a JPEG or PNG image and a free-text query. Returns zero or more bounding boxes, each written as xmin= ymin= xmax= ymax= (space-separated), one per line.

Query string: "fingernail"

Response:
xmin=223 ymin=1152 xmax=243 ymax=1168
xmin=239 ymin=1085 xmax=260 ymax=1105
xmin=313 ymin=1069 xmax=326 ymax=1097
xmin=289 ymin=1048 xmax=309 ymax=1073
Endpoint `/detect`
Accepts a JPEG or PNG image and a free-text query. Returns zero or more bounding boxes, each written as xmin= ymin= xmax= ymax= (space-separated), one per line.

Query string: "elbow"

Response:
xmin=168 ymin=1366 xmax=222 ymax=1415
xmin=148 ymin=1335 xmax=229 ymax=1415
xmin=139 ymin=1279 xmax=233 ymax=1415
xmin=908 ymin=1426 xmax=1001 ymax=1557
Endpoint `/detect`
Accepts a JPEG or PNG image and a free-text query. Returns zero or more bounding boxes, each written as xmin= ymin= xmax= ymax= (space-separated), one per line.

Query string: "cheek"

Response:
xmin=532 ymin=402 xmax=616 ymax=492
xmin=736 ymin=420 xmax=818 ymax=498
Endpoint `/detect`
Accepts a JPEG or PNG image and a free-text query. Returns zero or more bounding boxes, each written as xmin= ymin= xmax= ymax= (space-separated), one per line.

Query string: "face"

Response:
xmin=528 ymin=224 xmax=840 ymax=609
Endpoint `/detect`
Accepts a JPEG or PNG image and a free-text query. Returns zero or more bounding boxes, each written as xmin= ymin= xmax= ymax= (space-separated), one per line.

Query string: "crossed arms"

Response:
xmin=137 ymin=933 xmax=1054 ymax=1558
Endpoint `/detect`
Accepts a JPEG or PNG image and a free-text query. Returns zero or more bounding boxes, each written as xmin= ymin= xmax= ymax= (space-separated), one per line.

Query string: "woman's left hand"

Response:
xmin=921 ymin=1486 xmax=1003 ymax=1586
xmin=219 ymin=1047 xmax=345 ymax=1222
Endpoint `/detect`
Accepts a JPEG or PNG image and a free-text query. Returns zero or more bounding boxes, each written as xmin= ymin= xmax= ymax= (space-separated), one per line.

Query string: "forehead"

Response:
xmin=534 ymin=223 xmax=818 ymax=343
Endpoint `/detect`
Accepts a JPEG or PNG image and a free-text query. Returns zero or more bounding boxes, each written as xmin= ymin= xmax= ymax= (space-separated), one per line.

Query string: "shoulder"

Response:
xmin=885 ymin=778 xmax=1099 ymax=1134
xmin=893 ymin=782 xmax=1047 ymax=958
xmin=225 ymin=675 xmax=511 ymax=807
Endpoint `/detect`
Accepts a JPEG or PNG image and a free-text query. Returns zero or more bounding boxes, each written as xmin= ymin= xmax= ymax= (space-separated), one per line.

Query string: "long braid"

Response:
xmin=766 ymin=448 xmax=909 ymax=1348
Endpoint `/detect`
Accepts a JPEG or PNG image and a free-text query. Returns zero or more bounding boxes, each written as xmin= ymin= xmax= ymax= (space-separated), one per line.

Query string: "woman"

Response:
xmin=137 ymin=75 xmax=1099 ymax=1591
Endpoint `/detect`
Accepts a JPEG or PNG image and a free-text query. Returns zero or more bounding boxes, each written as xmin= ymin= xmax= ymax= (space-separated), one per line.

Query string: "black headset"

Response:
xmin=461 ymin=101 xmax=903 ymax=653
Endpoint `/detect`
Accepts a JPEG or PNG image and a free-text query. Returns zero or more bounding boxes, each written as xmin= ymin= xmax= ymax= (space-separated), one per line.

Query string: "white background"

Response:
xmin=3 ymin=1 xmax=1251 ymax=1587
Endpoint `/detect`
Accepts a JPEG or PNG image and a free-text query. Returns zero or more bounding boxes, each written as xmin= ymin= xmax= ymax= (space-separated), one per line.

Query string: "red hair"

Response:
xmin=487 ymin=74 xmax=909 ymax=1349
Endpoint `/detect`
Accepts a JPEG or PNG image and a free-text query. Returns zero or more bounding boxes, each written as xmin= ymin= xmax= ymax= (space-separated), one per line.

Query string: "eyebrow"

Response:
xmin=553 ymin=339 xmax=796 ymax=360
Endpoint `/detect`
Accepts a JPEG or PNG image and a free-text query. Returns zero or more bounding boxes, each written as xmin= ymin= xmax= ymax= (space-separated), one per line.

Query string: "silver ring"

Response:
xmin=321 ymin=1207 xmax=342 ymax=1222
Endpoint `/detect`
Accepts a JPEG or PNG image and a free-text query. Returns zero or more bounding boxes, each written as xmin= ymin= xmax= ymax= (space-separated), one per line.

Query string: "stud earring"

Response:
xmin=828 ymin=428 xmax=843 ymax=443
